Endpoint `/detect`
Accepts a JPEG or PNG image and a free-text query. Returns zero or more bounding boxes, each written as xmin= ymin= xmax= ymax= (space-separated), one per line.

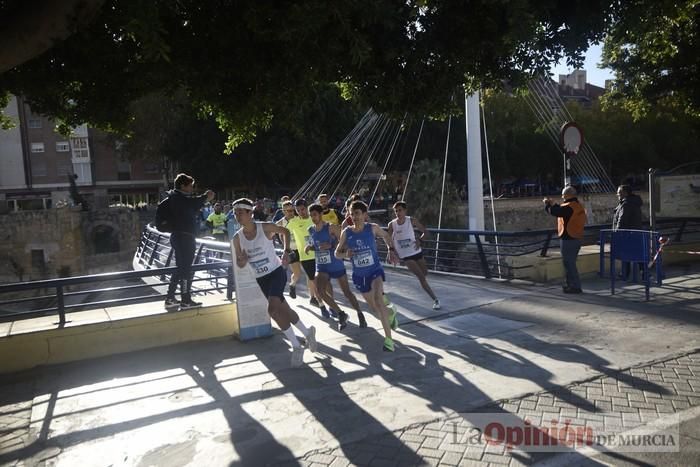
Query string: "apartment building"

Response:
xmin=0 ymin=96 xmax=167 ymax=211
xmin=557 ymin=70 xmax=606 ymax=106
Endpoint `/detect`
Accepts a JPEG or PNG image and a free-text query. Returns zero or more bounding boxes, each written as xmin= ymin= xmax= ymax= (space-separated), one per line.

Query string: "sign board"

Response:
xmin=230 ymin=239 xmax=272 ymax=341
xmin=559 ymin=121 xmax=583 ymax=156
xmin=656 ymin=174 xmax=700 ymax=218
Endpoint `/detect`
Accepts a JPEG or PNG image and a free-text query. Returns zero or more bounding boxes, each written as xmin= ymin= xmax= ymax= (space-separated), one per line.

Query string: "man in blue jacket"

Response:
xmin=165 ymin=173 xmax=215 ymax=309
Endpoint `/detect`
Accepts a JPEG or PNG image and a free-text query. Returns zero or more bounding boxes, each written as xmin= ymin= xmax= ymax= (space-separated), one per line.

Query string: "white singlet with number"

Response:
xmin=236 ymin=223 xmax=282 ymax=278
xmin=389 ymin=216 xmax=422 ymax=259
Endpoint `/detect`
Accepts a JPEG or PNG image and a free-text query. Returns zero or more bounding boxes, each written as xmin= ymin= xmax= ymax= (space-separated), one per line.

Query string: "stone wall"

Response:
xmin=0 ymin=208 xmax=153 ymax=282
xmin=481 ymin=193 xmax=648 ymax=232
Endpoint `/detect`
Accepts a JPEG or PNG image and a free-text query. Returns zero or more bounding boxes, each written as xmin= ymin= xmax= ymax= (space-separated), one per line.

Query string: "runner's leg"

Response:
xmin=405 ymin=259 xmax=437 ymax=301
xmin=363 ymin=277 xmax=392 ymax=340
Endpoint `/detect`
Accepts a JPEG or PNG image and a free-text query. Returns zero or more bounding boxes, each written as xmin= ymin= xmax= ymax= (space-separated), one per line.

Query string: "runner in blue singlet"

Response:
xmin=306 ymin=203 xmax=368 ymax=331
xmin=336 ymin=200 xmax=400 ymax=352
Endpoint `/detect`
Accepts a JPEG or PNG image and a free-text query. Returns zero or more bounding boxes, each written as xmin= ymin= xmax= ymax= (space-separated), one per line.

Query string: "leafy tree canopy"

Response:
xmin=601 ymin=0 xmax=700 ymax=120
xmin=0 ymin=0 xmax=608 ymax=150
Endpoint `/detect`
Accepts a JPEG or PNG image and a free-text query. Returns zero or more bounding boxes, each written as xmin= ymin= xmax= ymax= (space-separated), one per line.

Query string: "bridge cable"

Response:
xmin=369 ymin=113 xmax=407 ymax=209
xmin=402 ymin=118 xmax=425 ymax=201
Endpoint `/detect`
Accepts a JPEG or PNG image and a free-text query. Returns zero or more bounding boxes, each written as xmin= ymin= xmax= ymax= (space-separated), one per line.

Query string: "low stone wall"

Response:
xmin=0 ymin=208 xmax=153 ymax=282
xmin=485 ymin=193 xmax=646 ymax=232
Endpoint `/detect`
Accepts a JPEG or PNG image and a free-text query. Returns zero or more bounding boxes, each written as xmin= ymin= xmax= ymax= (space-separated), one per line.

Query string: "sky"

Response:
xmin=550 ymin=43 xmax=614 ymax=87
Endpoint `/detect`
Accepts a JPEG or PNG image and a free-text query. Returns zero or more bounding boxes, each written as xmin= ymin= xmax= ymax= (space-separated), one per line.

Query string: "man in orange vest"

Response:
xmin=544 ymin=185 xmax=587 ymax=294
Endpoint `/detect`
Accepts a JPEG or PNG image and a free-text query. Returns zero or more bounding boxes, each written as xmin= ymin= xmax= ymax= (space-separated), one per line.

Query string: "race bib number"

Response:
xmin=250 ymin=258 xmax=270 ymax=276
xmin=316 ymin=250 xmax=332 ymax=265
xmin=352 ymin=250 xmax=375 ymax=268
xmin=397 ymin=239 xmax=413 ymax=250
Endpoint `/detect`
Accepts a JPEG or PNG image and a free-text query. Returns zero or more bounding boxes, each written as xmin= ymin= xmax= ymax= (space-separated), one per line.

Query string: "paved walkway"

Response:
xmin=288 ymin=350 xmax=700 ymax=466
xmin=1 ymin=263 xmax=699 ymax=466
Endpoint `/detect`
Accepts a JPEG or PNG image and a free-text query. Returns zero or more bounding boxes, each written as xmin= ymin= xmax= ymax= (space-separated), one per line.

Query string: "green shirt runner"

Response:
xmin=286 ymin=216 xmax=315 ymax=261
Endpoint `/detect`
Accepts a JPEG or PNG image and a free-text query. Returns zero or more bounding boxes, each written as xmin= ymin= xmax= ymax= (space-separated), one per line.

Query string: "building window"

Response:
xmin=56 ymin=141 xmax=70 ymax=152
xmin=31 ymin=142 xmax=45 ymax=153
xmin=28 ymin=118 xmax=42 ymax=129
xmin=70 ymin=137 xmax=90 ymax=159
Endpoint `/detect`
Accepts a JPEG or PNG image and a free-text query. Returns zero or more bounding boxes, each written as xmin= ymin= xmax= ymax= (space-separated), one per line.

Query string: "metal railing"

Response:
xmin=375 ymin=218 xmax=700 ymax=280
xmin=133 ymin=225 xmax=234 ymax=297
xmin=0 ymin=225 xmax=235 ymax=325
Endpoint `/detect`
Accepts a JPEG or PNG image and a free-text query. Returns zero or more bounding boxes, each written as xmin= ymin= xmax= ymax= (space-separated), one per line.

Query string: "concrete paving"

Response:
xmin=1 ymin=262 xmax=699 ymax=466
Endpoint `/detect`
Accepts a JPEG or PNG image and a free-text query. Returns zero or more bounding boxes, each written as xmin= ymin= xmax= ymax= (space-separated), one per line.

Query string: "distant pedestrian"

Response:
xmin=613 ymin=185 xmax=643 ymax=230
xmin=543 ymin=186 xmax=587 ymax=294
xmin=318 ymin=193 xmax=343 ymax=225
xmin=613 ymin=185 xmax=644 ymax=279
xmin=272 ymin=195 xmax=291 ymax=223
xmin=165 ymin=173 xmax=215 ymax=309
xmin=206 ymin=202 xmax=228 ymax=242
xmin=253 ymin=199 xmax=268 ymax=221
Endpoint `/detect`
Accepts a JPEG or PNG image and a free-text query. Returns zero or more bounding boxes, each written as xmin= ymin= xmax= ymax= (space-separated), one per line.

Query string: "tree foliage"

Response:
xmin=0 ymin=0 xmax=609 ymax=150
xmin=120 ymin=87 xmax=699 ymax=195
xmin=402 ymin=159 xmax=462 ymax=228
xmin=601 ymin=0 xmax=700 ymax=120
xmin=120 ymin=84 xmax=361 ymax=194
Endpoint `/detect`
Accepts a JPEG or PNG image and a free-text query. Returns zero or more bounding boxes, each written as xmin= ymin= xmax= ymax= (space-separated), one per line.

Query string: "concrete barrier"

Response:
xmin=0 ymin=300 xmax=240 ymax=374
xmin=507 ymin=241 xmax=700 ymax=283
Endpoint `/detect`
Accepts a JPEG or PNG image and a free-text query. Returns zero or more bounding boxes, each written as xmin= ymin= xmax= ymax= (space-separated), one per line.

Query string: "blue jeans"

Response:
xmin=561 ymin=238 xmax=582 ymax=290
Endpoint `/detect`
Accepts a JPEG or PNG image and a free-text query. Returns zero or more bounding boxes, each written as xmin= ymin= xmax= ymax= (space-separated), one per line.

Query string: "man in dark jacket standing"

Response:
xmin=613 ymin=185 xmax=644 ymax=279
xmin=544 ymin=185 xmax=587 ymax=294
xmin=613 ymin=185 xmax=643 ymax=230
xmin=165 ymin=173 xmax=215 ymax=309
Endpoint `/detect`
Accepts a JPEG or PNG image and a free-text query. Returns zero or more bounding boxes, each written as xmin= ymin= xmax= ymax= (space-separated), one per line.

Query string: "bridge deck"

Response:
xmin=1 ymin=265 xmax=699 ymax=466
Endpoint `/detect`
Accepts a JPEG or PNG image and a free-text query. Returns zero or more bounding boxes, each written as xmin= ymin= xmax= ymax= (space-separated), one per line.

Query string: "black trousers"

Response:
xmin=167 ymin=232 xmax=196 ymax=301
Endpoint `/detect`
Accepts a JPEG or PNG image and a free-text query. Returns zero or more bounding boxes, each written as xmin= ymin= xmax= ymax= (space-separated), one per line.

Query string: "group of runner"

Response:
xmin=231 ymin=193 xmax=441 ymax=367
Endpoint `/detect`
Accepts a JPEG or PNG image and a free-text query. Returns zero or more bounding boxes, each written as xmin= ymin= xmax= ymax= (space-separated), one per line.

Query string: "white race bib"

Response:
xmin=250 ymin=258 xmax=271 ymax=276
xmin=397 ymin=238 xmax=413 ymax=251
xmin=316 ymin=250 xmax=332 ymax=265
xmin=352 ymin=250 xmax=375 ymax=268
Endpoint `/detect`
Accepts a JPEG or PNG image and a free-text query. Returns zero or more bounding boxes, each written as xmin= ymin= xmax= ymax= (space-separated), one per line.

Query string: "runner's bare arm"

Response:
xmin=412 ymin=217 xmax=427 ymax=247
xmin=263 ymin=223 xmax=291 ymax=250
xmin=335 ymin=229 xmax=351 ymax=259
xmin=262 ymin=223 xmax=291 ymax=265
xmin=372 ymin=223 xmax=399 ymax=264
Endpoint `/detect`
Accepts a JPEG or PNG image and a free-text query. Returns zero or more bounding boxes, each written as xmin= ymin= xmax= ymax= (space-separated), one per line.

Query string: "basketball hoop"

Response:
xmin=560 ymin=122 xmax=583 ymax=156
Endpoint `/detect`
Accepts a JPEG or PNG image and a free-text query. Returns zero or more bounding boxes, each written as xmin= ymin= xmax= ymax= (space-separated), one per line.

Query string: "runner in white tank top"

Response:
xmin=387 ymin=201 xmax=441 ymax=310
xmin=236 ymin=221 xmax=282 ymax=278
xmin=389 ymin=215 xmax=422 ymax=259
xmin=232 ymin=198 xmax=317 ymax=368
